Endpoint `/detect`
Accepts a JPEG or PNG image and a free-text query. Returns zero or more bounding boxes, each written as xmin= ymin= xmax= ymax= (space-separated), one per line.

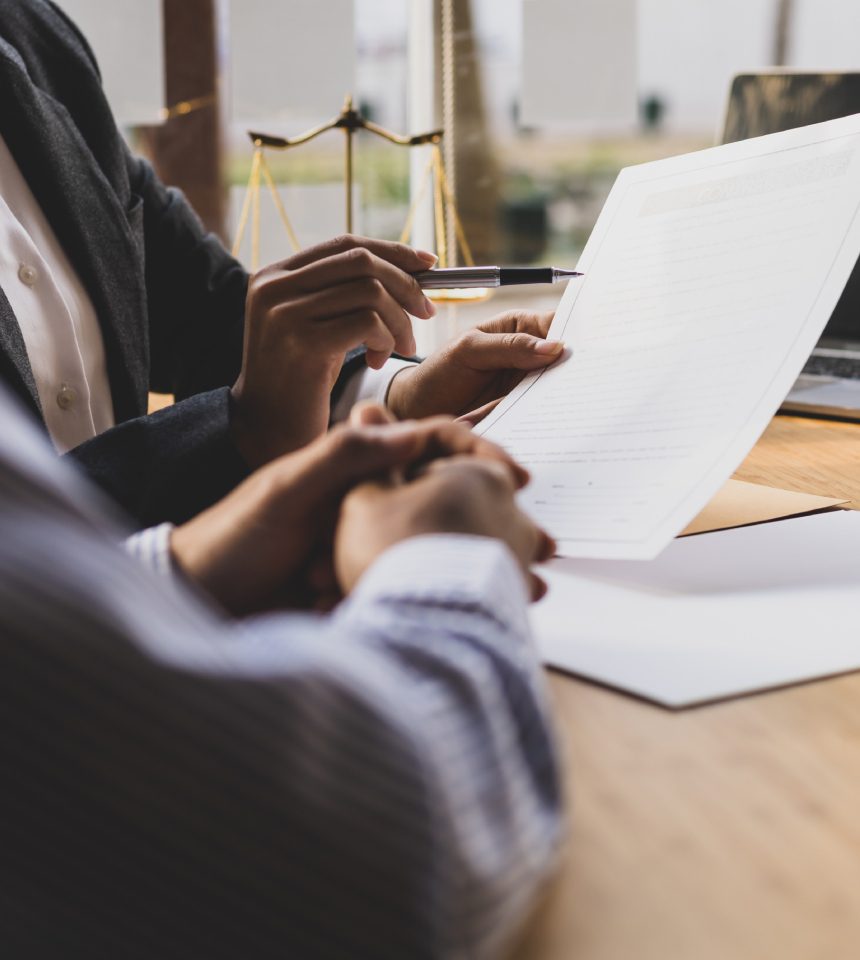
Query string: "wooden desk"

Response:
xmin=515 ymin=414 xmax=860 ymax=960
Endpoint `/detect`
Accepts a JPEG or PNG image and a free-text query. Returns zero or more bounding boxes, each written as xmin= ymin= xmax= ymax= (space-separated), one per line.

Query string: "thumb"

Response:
xmin=349 ymin=400 xmax=397 ymax=427
xmin=462 ymin=330 xmax=564 ymax=372
xmin=309 ymin=420 xmax=425 ymax=493
xmin=457 ymin=397 xmax=503 ymax=426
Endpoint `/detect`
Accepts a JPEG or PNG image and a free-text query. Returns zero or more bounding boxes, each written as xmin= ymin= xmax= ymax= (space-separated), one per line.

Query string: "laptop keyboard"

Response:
xmin=802 ymin=354 xmax=860 ymax=380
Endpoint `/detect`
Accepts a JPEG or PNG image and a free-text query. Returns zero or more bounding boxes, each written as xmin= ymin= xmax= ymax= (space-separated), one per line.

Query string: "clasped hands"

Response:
xmin=176 ymin=234 xmax=565 ymax=610
xmin=171 ymin=403 xmax=555 ymax=614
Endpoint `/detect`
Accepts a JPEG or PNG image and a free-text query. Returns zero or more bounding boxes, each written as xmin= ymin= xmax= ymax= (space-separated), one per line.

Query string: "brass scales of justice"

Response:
xmin=231 ymin=95 xmax=490 ymax=301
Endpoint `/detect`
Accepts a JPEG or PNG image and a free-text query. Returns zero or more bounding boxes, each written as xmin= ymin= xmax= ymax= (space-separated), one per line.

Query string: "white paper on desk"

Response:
xmin=479 ymin=115 xmax=860 ymax=559
xmin=532 ymin=511 xmax=860 ymax=708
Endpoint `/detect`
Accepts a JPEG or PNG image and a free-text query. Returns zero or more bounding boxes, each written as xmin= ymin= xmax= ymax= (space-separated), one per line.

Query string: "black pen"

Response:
xmin=413 ymin=266 xmax=583 ymax=289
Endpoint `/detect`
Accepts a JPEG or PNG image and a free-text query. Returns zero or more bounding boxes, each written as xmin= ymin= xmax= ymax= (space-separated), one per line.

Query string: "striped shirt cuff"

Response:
xmin=124 ymin=522 xmax=175 ymax=577
xmin=349 ymin=534 xmax=532 ymax=642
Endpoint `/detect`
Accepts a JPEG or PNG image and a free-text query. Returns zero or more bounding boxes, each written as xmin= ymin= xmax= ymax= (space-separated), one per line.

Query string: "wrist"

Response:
xmin=385 ymin=364 xmax=417 ymax=420
xmin=168 ymin=472 xmax=281 ymax=614
xmin=228 ymin=382 xmax=271 ymax=469
xmin=349 ymin=533 xmax=531 ymax=628
xmin=229 ymin=382 xmax=326 ymax=468
xmin=168 ymin=519 xmax=210 ymax=591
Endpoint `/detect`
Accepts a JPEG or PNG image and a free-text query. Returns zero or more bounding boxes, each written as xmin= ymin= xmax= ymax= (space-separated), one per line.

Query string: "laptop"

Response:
xmin=722 ymin=71 xmax=860 ymax=421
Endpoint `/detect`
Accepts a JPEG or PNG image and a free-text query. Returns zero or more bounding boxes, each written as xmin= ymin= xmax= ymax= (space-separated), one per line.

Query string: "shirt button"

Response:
xmin=18 ymin=263 xmax=38 ymax=286
xmin=56 ymin=384 xmax=78 ymax=411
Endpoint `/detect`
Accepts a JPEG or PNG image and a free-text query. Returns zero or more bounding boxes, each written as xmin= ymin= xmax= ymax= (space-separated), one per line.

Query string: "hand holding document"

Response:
xmin=479 ymin=115 xmax=860 ymax=558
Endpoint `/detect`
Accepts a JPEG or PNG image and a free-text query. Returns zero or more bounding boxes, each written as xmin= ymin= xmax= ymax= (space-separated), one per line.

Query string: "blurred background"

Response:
xmin=57 ymin=0 xmax=860 ymax=350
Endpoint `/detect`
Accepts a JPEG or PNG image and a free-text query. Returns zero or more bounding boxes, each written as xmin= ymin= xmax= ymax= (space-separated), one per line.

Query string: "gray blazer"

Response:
xmin=0 ymin=0 xmax=364 ymax=526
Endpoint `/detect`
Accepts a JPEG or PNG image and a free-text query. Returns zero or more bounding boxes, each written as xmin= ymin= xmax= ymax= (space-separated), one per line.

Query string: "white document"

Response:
xmin=480 ymin=114 xmax=860 ymax=559
xmin=532 ymin=511 xmax=860 ymax=708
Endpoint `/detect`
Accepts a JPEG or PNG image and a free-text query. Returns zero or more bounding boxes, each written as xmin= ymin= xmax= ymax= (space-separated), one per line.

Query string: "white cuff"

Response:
xmin=330 ymin=357 xmax=417 ymax=423
xmin=347 ymin=534 xmax=531 ymax=641
xmin=124 ymin=523 xmax=175 ymax=577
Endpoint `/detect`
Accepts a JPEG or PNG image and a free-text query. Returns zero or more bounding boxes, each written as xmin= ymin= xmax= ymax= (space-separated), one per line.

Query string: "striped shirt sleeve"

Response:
xmin=0 ymin=388 xmax=564 ymax=960
xmin=124 ymin=521 xmax=174 ymax=575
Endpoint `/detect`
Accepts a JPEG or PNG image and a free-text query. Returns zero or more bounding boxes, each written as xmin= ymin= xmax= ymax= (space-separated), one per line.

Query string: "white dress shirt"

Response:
xmin=0 ymin=133 xmax=114 ymax=452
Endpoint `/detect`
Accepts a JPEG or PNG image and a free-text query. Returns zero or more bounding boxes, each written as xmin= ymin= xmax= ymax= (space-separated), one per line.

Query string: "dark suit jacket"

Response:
xmin=0 ymin=0 xmax=363 ymax=527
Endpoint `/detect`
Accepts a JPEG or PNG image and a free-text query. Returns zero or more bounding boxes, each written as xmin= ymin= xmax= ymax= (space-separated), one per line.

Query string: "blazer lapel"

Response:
xmin=0 ymin=283 xmax=41 ymax=418
xmin=0 ymin=39 xmax=148 ymax=422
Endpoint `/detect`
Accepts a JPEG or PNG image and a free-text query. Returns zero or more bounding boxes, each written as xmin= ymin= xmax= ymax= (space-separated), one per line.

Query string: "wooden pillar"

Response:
xmin=773 ymin=0 xmax=794 ymax=66
xmin=435 ymin=0 xmax=500 ymax=264
xmin=143 ymin=0 xmax=226 ymax=240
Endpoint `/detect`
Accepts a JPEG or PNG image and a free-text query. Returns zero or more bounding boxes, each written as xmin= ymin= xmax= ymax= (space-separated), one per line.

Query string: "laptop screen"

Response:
xmin=722 ymin=72 xmax=860 ymax=346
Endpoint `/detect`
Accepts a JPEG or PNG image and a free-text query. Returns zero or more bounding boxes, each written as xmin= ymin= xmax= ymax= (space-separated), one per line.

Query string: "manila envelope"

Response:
xmin=681 ymin=479 xmax=847 ymax=537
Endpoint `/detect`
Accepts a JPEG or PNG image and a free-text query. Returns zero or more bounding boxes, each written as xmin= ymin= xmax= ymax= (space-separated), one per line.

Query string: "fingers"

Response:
xmin=287 ymin=246 xmax=435 ymax=322
xmin=537 ymin=528 xmax=557 ymax=563
xmin=295 ymin=416 xmax=445 ymax=497
xmin=312 ymin=308 xmax=399 ymax=368
xmin=262 ymin=237 xmax=436 ymax=336
xmin=248 ymin=237 xmax=441 ymax=368
xmin=420 ymin=453 xmax=520 ymax=495
xmin=530 ymin=572 xmax=548 ymax=602
xmin=528 ymin=530 xmax=556 ymax=601
xmin=294 ymin=413 xmax=527 ymax=503
xmin=350 ymin=401 xmax=397 ymax=427
xmin=270 ymin=278 xmax=418 ymax=360
xmin=327 ymin=421 xmax=553 ymax=603
xmin=418 ymin=456 xmax=555 ymax=602
xmin=456 ymin=397 xmax=503 ymax=427
xmin=348 ymin=408 xmax=516 ymax=475
xmin=404 ymin=417 xmax=530 ymax=488
xmin=481 ymin=309 xmax=556 ymax=339
xmin=453 ymin=328 xmax=564 ymax=373
xmin=276 ymin=234 xmax=437 ymax=279
xmin=518 ymin=520 xmax=555 ymax=603
xmin=539 ymin=311 xmax=555 ymax=338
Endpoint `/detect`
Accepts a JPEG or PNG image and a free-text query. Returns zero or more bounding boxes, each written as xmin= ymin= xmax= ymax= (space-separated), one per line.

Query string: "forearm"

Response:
xmin=335 ymin=535 xmax=564 ymax=957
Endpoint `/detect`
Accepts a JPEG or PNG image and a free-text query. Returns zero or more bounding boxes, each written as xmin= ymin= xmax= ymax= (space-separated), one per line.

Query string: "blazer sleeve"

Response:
xmin=64 ymin=387 xmax=248 ymax=527
xmin=63 ymin=151 xmax=250 ymax=527
xmin=65 ymin=349 xmax=368 ymax=528
xmin=128 ymin=151 xmax=250 ymax=400
xmin=65 ymin=154 xmax=369 ymax=526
